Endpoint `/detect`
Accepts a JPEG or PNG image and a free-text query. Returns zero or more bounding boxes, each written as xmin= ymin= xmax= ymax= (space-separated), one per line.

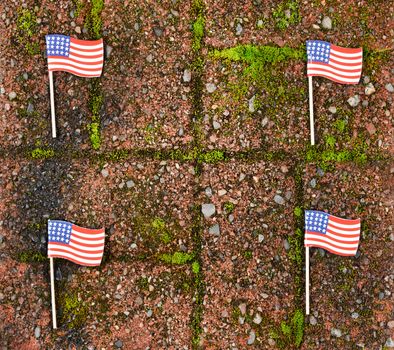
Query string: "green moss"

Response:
xmin=17 ymin=250 xmax=47 ymax=263
xmin=334 ymin=119 xmax=347 ymax=134
xmin=192 ymin=16 xmax=205 ymax=51
xmin=72 ymin=0 xmax=84 ymax=18
xmin=325 ymin=135 xmax=336 ymax=149
xmin=30 ymin=148 xmax=55 ymax=159
xmin=224 ymin=202 xmax=235 ymax=214
xmin=272 ymin=0 xmax=300 ymax=30
xmin=243 ymin=250 xmax=253 ymax=260
xmin=293 ymin=206 xmax=303 ymax=218
xmin=58 ymin=291 xmax=89 ymax=329
xmin=192 ymin=261 xmax=200 ymax=274
xmin=17 ymin=9 xmax=39 ymax=55
xmin=87 ymin=122 xmax=101 ymax=150
xmin=198 ymin=150 xmax=225 ymax=163
xmin=159 ymin=252 xmax=194 ymax=265
xmin=86 ymin=0 xmax=104 ymax=39
xmin=288 ymin=228 xmax=303 ymax=270
xmin=271 ymin=309 xmax=304 ymax=348
xmin=136 ymin=276 xmax=149 ymax=290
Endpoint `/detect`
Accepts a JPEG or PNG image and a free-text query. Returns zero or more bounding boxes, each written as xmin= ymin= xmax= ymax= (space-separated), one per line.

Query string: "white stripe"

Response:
xmin=48 ymin=250 xmax=102 ymax=265
xmin=48 ymin=245 xmax=103 ymax=258
xmin=70 ymin=42 xmax=103 ymax=50
xmin=304 ymin=240 xmax=357 ymax=255
xmin=307 ymin=64 xmax=361 ymax=77
xmin=69 ymin=241 xmax=104 ymax=251
xmin=327 ymin=225 xmax=360 ymax=236
xmin=329 ymin=55 xmax=362 ymax=64
xmin=326 ymin=60 xmax=362 ymax=70
xmin=71 ymin=229 xmax=105 ymax=239
xmin=328 ymin=219 xmax=361 ymax=229
xmin=48 ymin=58 xmax=103 ymax=70
xmin=331 ymin=48 xmax=363 ymax=58
xmin=70 ymin=47 xmax=103 ymax=57
xmin=305 ymin=234 xmax=359 ymax=248
xmin=68 ymin=54 xmax=103 ymax=63
xmin=307 ymin=70 xmax=360 ymax=83
xmin=326 ymin=232 xmax=360 ymax=242
xmin=70 ymin=235 xmax=105 ymax=245
xmin=48 ymin=65 xmax=102 ymax=76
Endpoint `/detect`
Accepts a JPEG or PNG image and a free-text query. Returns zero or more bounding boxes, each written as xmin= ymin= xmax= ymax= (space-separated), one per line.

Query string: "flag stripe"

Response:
xmin=307 ymin=71 xmax=360 ymax=84
xmin=48 ymin=66 xmax=103 ymax=77
xmin=71 ymin=229 xmax=105 ymax=239
xmin=307 ymin=64 xmax=361 ymax=77
xmin=68 ymin=53 xmax=104 ymax=61
xmin=50 ymin=242 xmax=104 ymax=254
xmin=69 ymin=48 xmax=103 ymax=57
xmin=305 ymin=233 xmax=359 ymax=247
xmin=331 ymin=44 xmax=363 ymax=54
xmin=70 ymin=37 xmax=103 ymax=46
xmin=330 ymin=50 xmax=363 ymax=59
xmin=304 ymin=242 xmax=357 ymax=256
xmin=48 ymin=58 xmax=103 ymax=68
xmin=329 ymin=55 xmax=362 ymax=64
xmin=47 ymin=254 xmax=102 ymax=266
xmin=49 ymin=247 xmax=104 ymax=259
xmin=47 ymin=61 xmax=103 ymax=71
xmin=329 ymin=215 xmax=361 ymax=225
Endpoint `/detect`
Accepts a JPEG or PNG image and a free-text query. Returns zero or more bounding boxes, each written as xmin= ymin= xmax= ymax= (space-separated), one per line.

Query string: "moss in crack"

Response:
xmin=17 ymin=8 xmax=40 ymax=55
xmin=17 ymin=250 xmax=47 ymax=263
xmin=58 ymin=290 xmax=89 ymax=329
xmin=270 ymin=309 xmax=304 ymax=348
xmin=30 ymin=148 xmax=55 ymax=159
xmin=86 ymin=0 xmax=104 ymax=39
xmin=87 ymin=80 xmax=103 ymax=150
xmin=159 ymin=252 xmax=194 ymax=265
xmin=272 ymin=0 xmax=301 ymax=30
xmin=191 ymin=0 xmax=205 ymax=52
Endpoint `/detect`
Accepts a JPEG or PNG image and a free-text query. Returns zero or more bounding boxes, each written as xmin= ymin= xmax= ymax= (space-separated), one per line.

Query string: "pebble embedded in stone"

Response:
xmin=34 ymin=326 xmax=41 ymax=338
xmin=365 ymin=83 xmax=376 ymax=96
xmin=322 ymin=16 xmax=332 ymax=29
xmin=366 ymin=123 xmax=376 ymax=135
xmin=310 ymin=178 xmax=317 ymax=188
xmin=347 ymin=95 xmax=360 ymax=107
xmin=205 ymin=187 xmax=212 ymax=197
xmin=351 ymin=312 xmax=359 ymax=319
xmin=218 ymin=189 xmax=227 ymax=196
xmin=153 ymin=27 xmax=163 ymax=37
xmin=385 ymin=338 xmax=394 ymax=348
xmin=101 ymin=168 xmax=109 ymax=178
xmin=310 ymin=316 xmax=317 ymax=325
xmin=209 ymin=223 xmax=220 ymax=235
xmin=183 ymin=69 xmax=191 ymax=82
xmin=258 ymin=234 xmax=264 ymax=243
xmin=206 ymin=83 xmax=217 ymax=93
xmin=8 ymin=91 xmax=16 ymax=100
xmin=201 ymin=203 xmax=215 ymax=218
xmin=248 ymin=95 xmax=256 ymax=113
xmin=115 ymin=340 xmax=123 ymax=348
xmin=328 ymin=106 xmax=337 ymax=114
xmin=247 ymin=330 xmax=256 ymax=345
xmin=274 ymin=194 xmax=285 ymax=205
xmin=331 ymin=328 xmax=342 ymax=337
xmin=283 ymin=239 xmax=290 ymax=251
xmin=213 ymin=120 xmax=221 ymax=130
xmin=238 ymin=303 xmax=246 ymax=315
xmin=253 ymin=313 xmax=262 ymax=325
xmin=126 ymin=180 xmax=135 ymax=188
xmin=146 ymin=309 xmax=153 ymax=317
xmin=235 ymin=23 xmax=243 ymax=36
xmin=385 ymin=83 xmax=394 ymax=92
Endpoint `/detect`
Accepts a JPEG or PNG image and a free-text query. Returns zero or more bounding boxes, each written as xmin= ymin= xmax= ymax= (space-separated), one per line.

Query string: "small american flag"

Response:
xmin=304 ymin=210 xmax=361 ymax=256
xmin=306 ymin=40 xmax=362 ymax=84
xmin=48 ymin=220 xmax=105 ymax=266
xmin=45 ymin=34 xmax=104 ymax=78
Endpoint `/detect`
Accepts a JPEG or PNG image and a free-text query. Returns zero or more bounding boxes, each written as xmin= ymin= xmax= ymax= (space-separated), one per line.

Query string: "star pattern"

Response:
xmin=48 ymin=220 xmax=72 ymax=244
xmin=305 ymin=210 xmax=329 ymax=234
xmin=306 ymin=40 xmax=330 ymax=64
xmin=46 ymin=35 xmax=70 ymax=57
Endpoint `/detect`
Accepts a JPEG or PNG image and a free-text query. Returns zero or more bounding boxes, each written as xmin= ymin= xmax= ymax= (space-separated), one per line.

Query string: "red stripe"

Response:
xmin=70 ymin=45 xmax=104 ymax=53
xmin=305 ymin=236 xmax=356 ymax=250
xmin=48 ymin=255 xmax=101 ymax=266
xmin=72 ymin=225 xmax=105 ymax=234
xmin=70 ymin=37 xmax=103 ymax=46
xmin=327 ymin=222 xmax=360 ymax=232
xmin=48 ymin=62 xmax=102 ymax=72
xmin=48 ymin=68 xmax=101 ymax=77
xmin=72 ymin=232 xmax=105 ymax=241
xmin=325 ymin=228 xmax=360 ymax=238
xmin=307 ymin=73 xmax=358 ymax=85
xmin=49 ymin=242 xmax=103 ymax=254
xmin=48 ymin=56 xmax=103 ymax=66
xmin=69 ymin=238 xmax=104 ymax=247
xmin=306 ymin=231 xmax=359 ymax=244
xmin=331 ymin=44 xmax=362 ymax=54
xmin=329 ymin=57 xmax=362 ymax=67
xmin=309 ymin=66 xmax=361 ymax=79
xmin=329 ymin=216 xmax=360 ymax=225
xmin=48 ymin=247 xmax=102 ymax=260
xmin=67 ymin=52 xmax=103 ymax=59
xmin=304 ymin=244 xmax=356 ymax=257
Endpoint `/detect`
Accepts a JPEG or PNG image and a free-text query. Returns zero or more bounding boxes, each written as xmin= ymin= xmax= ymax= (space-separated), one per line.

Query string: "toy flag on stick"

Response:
xmin=45 ymin=34 xmax=104 ymax=138
xmin=47 ymin=220 xmax=105 ymax=329
xmin=304 ymin=210 xmax=361 ymax=315
xmin=306 ymin=40 xmax=363 ymax=145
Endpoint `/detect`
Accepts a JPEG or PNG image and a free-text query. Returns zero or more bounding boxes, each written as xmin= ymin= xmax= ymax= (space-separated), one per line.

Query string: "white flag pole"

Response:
xmin=305 ymin=246 xmax=310 ymax=315
xmin=48 ymin=71 xmax=57 ymax=138
xmin=308 ymin=76 xmax=315 ymax=145
xmin=50 ymin=257 xmax=57 ymax=329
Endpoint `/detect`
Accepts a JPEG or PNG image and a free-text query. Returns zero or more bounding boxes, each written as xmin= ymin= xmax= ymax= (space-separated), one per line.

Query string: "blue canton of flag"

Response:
xmin=305 ymin=210 xmax=329 ymax=234
xmin=45 ymin=35 xmax=70 ymax=57
xmin=48 ymin=220 xmax=72 ymax=244
xmin=306 ymin=40 xmax=330 ymax=64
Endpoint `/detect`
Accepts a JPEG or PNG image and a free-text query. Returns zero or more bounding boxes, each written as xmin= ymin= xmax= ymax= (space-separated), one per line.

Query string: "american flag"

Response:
xmin=45 ymin=34 xmax=104 ymax=78
xmin=306 ymin=40 xmax=362 ymax=84
xmin=48 ymin=220 xmax=105 ymax=266
xmin=304 ymin=210 xmax=361 ymax=256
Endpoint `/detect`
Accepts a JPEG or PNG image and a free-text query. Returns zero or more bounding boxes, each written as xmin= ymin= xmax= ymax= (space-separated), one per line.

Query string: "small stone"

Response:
xmin=206 ymin=83 xmax=217 ymax=93
xmin=317 ymin=168 xmax=325 ymax=177
xmin=310 ymin=316 xmax=317 ymax=325
xmin=385 ymin=338 xmax=394 ymax=348
xmin=366 ymin=123 xmax=376 ymax=135
xmin=363 ymin=76 xmax=370 ymax=84
xmin=135 ymin=296 xmax=143 ymax=306
xmin=283 ymin=239 xmax=290 ymax=251
xmin=351 ymin=312 xmax=359 ymax=319
xmin=247 ymin=330 xmax=256 ymax=345
xmin=239 ymin=303 xmax=247 ymax=315
xmin=0 ymin=235 xmax=3 ymax=244
xmin=322 ymin=16 xmax=332 ymax=29
xmin=253 ymin=313 xmax=262 ymax=325
xmin=274 ymin=194 xmax=285 ymax=205
xmin=213 ymin=120 xmax=221 ymax=130
xmin=248 ymin=95 xmax=256 ymax=113
xmin=218 ymin=189 xmax=227 ymax=196
xmin=235 ymin=23 xmax=243 ymax=36
xmin=258 ymin=234 xmax=264 ymax=243
xmin=202 ymin=204 xmax=215 ymax=218
xmin=221 ymin=309 xmax=229 ymax=318
xmin=126 ymin=180 xmax=135 ymax=188
xmin=331 ymin=328 xmax=342 ymax=337
xmin=261 ymin=117 xmax=268 ymax=127
xmin=8 ymin=91 xmax=16 ymax=100
xmin=379 ymin=292 xmax=385 ymax=300
xmin=27 ymin=102 xmax=34 ymax=114
xmin=34 ymin=326 xmax=41 ymax=338
xmin=146 ymin=309 xmax=153 ymax=317
xmin=101 ymin=168 xmax=109 ymax=178
xmin=261 ymin=293 xmax=269 ymax=299
xmin=310 ymin=178 xmax=317 ymax=188
xmin=365 ymin=83 xmax=376 ymax=95
xmin=362 ymin=100 xmax=369 ymax=107
xmin=178 ymin=127 xmax=184 ymax=136
xmin=205 ymin=187 xmax=212 ymax=197
xmin=115 ymin=340 xmax=123 ymax=348
xmin=105 ymin=45 xmax=113 ymax=58
xmin=183 ymin=69 xmax=191 ymax=83
xmin=387 ymin=321 xmax=394 ymax=329
xmin=146 ymin=54 xmax=153 ymax=63
xmin=75 ymin=26 xmax=81 ymax=34
xmin=385 ymin=83 xmax=394 ymax=93
xmin=153 ymin=27 xmax=163 ymax=37
xmin=347 ymin=95 xmax=360 ymax=107
xmin=23 ymin=73 xmax=28 ymax=80
xmin=209 ymin=224 xmax=220 ymax=236
xmin=328 ymin=106 xmax=337 ymax=114
xmin=318 ymin=248 xmax=326 ymax=257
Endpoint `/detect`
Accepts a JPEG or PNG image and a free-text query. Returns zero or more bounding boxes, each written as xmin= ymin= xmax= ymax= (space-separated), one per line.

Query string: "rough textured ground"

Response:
xmin=0 ymin=0 xmax=393 ymax=349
